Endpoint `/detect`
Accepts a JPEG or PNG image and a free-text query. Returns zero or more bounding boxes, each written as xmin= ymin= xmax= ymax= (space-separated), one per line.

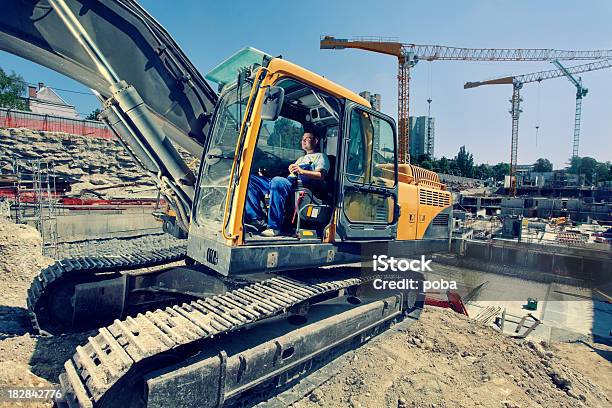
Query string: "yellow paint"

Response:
xmin=395 ymin=165 xmax=452 ymax=240
xmin=266 ymin=59 xmax=371 ymax=107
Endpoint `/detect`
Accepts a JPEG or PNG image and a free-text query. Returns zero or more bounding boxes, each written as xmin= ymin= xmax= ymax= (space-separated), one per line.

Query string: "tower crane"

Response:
xmin=320 ymin=35 xmax=612 ymax=163
xmin=465 ymin=59 xmax=612 ymax=196
xmin=551 ymin=60 xmax=588 ymax=159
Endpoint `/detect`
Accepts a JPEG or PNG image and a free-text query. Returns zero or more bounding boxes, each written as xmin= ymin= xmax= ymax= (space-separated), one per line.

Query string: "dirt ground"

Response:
xmin=0 ymin=218 xmax=610 ymax=408
xmin=292 ymin=307 xmax=611 ymax=408
xmin=0 ymin=219 xmax=91 ymax=408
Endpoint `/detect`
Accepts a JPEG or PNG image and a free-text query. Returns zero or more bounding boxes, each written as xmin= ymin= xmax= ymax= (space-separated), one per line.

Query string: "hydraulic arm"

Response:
xmin=0 ymin=0 xmax=219 ymax=231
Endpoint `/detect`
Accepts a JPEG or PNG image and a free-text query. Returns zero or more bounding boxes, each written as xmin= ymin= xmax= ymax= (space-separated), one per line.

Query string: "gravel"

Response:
xmin=53 ymin=233 xmax=184 ymax=259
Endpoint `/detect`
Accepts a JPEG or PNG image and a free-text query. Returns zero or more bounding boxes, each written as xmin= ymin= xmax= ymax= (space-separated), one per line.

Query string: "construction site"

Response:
xmin=0 ymin=1 xmax=610 ymax=408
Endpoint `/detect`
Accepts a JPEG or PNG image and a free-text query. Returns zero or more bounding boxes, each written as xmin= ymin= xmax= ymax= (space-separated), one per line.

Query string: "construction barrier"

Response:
xmin=0 ymin=107 xmax=114 ymax=139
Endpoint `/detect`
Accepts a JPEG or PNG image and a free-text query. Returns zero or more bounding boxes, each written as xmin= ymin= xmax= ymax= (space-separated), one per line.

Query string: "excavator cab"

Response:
xmin=188 ymin=48 xmax=402 ymax=275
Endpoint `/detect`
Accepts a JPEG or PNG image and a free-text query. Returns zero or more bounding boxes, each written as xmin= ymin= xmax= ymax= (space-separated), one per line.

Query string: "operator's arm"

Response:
xmin=288 ymin=153 xmax=329 ymax=181
xmin=292 ymin=166 xmax=325 ymax=181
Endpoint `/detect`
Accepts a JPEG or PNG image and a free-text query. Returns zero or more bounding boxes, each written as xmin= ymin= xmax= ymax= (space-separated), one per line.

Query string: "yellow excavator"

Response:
xmin=1 ymin=1 xmax=452 ymax=407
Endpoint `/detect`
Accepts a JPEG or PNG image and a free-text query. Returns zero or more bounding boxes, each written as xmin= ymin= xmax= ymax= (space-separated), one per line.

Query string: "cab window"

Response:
xmin=346 ymin=109 xmax=396 ymax=186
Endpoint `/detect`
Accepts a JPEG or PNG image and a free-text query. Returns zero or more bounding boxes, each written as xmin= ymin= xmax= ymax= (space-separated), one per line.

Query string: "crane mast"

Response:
xmin=509 ymin=84 xmax=523 ymax=196
xmin=321 ymin=35 xmax=612 ymax=164
xmin=552 ymin=60 xmax=589 ymax=158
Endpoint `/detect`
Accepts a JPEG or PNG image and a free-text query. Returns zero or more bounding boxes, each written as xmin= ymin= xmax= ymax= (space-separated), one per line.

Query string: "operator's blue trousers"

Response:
xmin=245 ymin=175 xmax=293 ymax=230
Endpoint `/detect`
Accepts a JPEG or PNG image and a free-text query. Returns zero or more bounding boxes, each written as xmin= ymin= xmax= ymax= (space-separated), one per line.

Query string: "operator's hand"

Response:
xmin=288 ymin=163 xmax=301 ymax=174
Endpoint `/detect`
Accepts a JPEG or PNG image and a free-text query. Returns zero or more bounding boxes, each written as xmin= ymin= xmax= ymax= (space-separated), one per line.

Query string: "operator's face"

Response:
xmin=301 ymin=133 xmax=317 ymax=151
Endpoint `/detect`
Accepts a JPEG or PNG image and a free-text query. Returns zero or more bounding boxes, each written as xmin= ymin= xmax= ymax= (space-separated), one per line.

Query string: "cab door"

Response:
xmin=336 ymin=103 xmax=399 ymax=240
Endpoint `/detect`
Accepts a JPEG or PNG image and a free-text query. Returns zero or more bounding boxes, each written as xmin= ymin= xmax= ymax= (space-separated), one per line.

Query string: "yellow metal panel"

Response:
xmin=223 ymin=68 xmax=269 ymax=246
xmin=223 ymin=59 xmax=385 ymax=246
xmin=396 ymin=182 xmax=418 ymax=240
xmin=415 ymin=186 xmax=452 ymax=239
xmin=266 ymin=59 xmax=371 ymax=107
xmin=396 ymin=182 xmax=452 ymax=241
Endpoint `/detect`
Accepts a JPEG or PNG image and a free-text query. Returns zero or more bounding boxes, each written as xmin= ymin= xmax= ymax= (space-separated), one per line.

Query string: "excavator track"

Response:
xmin=27 ymin=244 xmax=188 ymax=335
xmin=56 ymin=275 xmax=411 ymax=408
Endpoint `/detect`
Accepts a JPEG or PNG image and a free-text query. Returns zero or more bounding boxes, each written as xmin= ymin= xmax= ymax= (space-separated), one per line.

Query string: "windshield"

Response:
xmin=194 ymin=81 xmax=253 ymax=233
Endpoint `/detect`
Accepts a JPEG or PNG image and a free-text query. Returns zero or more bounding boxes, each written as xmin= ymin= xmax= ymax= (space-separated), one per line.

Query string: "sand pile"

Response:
xmin=0 ymin=219 xmax=90 ymax=408
xmin=294 ymin=307 xmax=611 ymax=408
xmin=0 ymin=218 xmax=53 ymax=308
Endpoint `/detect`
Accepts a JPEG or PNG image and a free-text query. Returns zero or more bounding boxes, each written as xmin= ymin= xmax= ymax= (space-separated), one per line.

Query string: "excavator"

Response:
xmin=0 ymin=1 xmax=452 ymax=407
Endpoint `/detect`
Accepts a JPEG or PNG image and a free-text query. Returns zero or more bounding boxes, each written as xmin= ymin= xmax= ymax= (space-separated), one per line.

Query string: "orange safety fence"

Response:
xmin=0 ymin=107 xmax=114 ymax=140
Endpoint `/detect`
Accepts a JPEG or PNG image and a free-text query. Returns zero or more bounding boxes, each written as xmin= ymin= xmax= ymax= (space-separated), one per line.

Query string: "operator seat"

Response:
xmin=290 ymin=155 xmax=335 ymax=228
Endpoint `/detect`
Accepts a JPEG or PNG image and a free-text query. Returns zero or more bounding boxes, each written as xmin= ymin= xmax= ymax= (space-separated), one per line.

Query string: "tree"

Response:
xmin=595 ymin=162 xmax=610 ymax=183
xmin=85 ymin=108 xmax=101 ymax=121
xmin=474 ymin=163 xmax=492 ymax=180
xmin=267 ymin=118 xmax=302 ymax=149
xmin=455 ymin=145 xmax=474 ymax=177
xmin=566 ymin=156 xmax=611 ymax=185
xmin=567 ymin=156 xmax=581 ymax=174
xmin=0 ymin=67 xmax=28 ymax=110
xmin=449 ymin=159 xmax=460 ymax=176
xmin=419 ymin=159 xmax=434 ymax=170
xmin=533 ymin=158 xmax=553 ymax=172
xmin=491 ymin=162 xmax=510 ymax=181
xmin=579 ymin=157 xmax=598 ymax=184
xmin=437 ymin=156 xmax=451 ymax=174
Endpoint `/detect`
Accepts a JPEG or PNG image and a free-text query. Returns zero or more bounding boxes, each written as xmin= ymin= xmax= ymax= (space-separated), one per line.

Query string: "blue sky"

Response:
xmin=1 ymin=0 xmax=611 ymax=168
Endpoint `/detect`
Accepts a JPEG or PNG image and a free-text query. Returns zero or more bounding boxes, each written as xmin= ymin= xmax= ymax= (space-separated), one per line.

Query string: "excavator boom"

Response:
xmin=0 ymin=0 xmax=219 ymax=230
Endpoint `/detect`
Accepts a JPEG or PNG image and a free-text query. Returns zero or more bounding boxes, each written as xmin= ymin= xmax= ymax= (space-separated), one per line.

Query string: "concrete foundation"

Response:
xmin=447 ymin=238 xmax=611 ymax=287
xmin=36 ymin=207 xmax=162 ymax=243
xmin=428 ymin=238 xmax=612 ymax=343
xmin=427 ymin=261 xmax=612 ymax=343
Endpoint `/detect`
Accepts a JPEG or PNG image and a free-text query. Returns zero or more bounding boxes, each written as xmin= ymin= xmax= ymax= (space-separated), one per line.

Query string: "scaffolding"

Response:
xmin=12 ymin=158 xmax=58 ymax=257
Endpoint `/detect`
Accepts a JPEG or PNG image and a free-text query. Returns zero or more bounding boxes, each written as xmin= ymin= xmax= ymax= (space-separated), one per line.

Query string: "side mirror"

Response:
xmin=260 ymin=86 xmax=284 ymax=121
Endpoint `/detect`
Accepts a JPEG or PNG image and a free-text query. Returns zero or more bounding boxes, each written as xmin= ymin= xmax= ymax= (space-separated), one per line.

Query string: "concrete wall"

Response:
xmin=40 ymin=210 xmax=162 ymax=243
xmin=450 ymin=238 xmax=612 ymax=287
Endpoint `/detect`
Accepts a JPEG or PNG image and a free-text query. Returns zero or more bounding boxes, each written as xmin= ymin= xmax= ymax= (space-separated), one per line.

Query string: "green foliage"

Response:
xmin=0 ymin=67 xmax=28 ymax=110
xmin=455 ymin=146 xmax=474 ymax=178
xmin=566 ymin=156 xmax=611 ymax=184
xmin=574 ymin=156 xmax=599 ymax=184
xmin=266 ymin=117 xmax=303 ymax=150
xmin=411 ymin=148 xmax=610 ymax=185
xmin=411 ymin=147 xmax=505 ymax=180
xmin=533 ymin=158 xmax=553 ymax=172
xmin=437 ymin=156 xmax=450 ymax=174
xmin=86 ymin=108 xmax=101 ymax=121
xmin=473 ymin=163 xmax=492 ymax=180
xmin=415 ymin=154 xmax=434 ymax=170
xmin=491 ymin=162 xmax=510 ymax=181
xmin=595 ymin=162 xmax=611 ymax=182
xmin=567 ymin=156 xmax=582 ymax=174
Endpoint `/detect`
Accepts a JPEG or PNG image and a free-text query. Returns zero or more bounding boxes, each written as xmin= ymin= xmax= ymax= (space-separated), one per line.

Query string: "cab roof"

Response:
xmin=266 ymin=58 xmax=371 ymax=108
